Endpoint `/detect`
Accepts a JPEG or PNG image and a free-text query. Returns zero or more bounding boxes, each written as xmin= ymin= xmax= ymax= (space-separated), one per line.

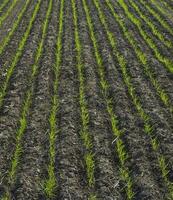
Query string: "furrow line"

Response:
xmin=82 ymin=0 xmax=134 ymax=199
xmin=139 ymin=0 xmax=173 ymax=37
xmin=160 ymin=0 xmax=173 ymax=11
xmin=2 ymin=0 xmax=52 ymax=199
xmin=127 ymin=0 xmax=172 ymax=48
xmin=0 ymin=0 xmax=10 ymax=14
xmin=71 ymin=0 xmax=96 ymax=199
xmin=0 ymin=0 xmax=41 ymax=110
xmin=0 ymin=0 xmax=18 ymax=28
xmin=100 ymin=1 xmax=173 ymax=199
xmin=0 ymin=0 xmax=31 ymax=55
xmin=103 ymin=1 xmax=173 ymax=115
xmin=150 ymin=0 xmax=173 ymax=21
xmin=43 ymin=0 xmax=64 ymax=198
xmin=117 ymin=0 xmax=173 ymax=74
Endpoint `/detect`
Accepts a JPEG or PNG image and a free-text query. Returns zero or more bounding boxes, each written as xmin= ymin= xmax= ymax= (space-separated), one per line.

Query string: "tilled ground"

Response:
xmin=0 ymin=0 xmax=173 ymax=200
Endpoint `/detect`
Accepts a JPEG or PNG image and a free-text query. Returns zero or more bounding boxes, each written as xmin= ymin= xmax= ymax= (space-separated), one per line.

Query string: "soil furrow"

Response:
xmin=12 ymin=1 xmax=58 ymax=199
xmin=0 ymin=0 xmax=27 ymax=45
xmin=0 ymin=1 xmax=48 ymax=197
xmin=124 ymin=0 xmax=172 ymax=49
xmin=71 ymin=0 xmax=96 ymax=198
xmin=77 ymin=1 xmax=126 ymax=199
xmin=82 ymin=0 xmax=136 ymax=198
xmin=149 ymin=0 xmax=173 ymax=24
xmin=0 ymin=0 xmax=31 ymax=56
xmin=100 ymin=0 xmax=173 ymax=166
xmin=159 ymin=0 xmax=173 ymax=13
xmin=104 ymin=1 xmax=173 ymax=102
xmin=0 ymin=0 xmax=172 ymax=199
xmin=115 ymin=0 xmax=171 ymax=54
xmin=0 ymin=0 xmax=37 ymax=76
xmin=108 ymin=0 xmax=173 ymax=75
xmin=105 ymin=0 xmax=173 ymax=108
xmin=101 ymin=0 xmax=173 ymax=115
xmin=0 ymin=0 xmax=19 ymax=29
xmin=87 ymin=0 xmax=172 ymax=198
xmin=1 ymin=0 xmax=52 ymax=198
xmin=0 ymin=0 xmax=11 ymax=16
xmin=134 ymin=0 xmax=173 ymax=40
xmin=54 ymin=0 xmax=88 ymax=199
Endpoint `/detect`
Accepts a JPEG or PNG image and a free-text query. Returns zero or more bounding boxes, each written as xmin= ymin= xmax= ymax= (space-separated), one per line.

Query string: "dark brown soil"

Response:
xmin=0 ymin=0 xmax=173 ymax=199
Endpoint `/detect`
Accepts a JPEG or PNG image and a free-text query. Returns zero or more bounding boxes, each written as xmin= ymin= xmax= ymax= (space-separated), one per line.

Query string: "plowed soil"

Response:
xmin=0 ymin=0 xmax=173 ymax=200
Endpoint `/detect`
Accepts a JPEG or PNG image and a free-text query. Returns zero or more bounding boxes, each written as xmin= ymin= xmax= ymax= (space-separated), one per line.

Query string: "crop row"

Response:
xmin=0 ymin=0 xmax=172 ymax=199
xmin=118 ymin=0 xmax=173 ymax=74
xmin=0 ymin=0 xmax=18 ymax=28
xmin=0 ymin=0 xmax=41 ymax=110
xmin=97 ymin=0 xmax=173 ymax=199
xmin=71 ymin=0 xmax=96 ymax=199
xmin=43 ymin=0 xmax=64 ymax=198
xmin=102 ymin=0 xmax=173 ymax=115
xmin=0 ymin=0 xmax=10 ymax=14
xmin=0 ymin=0 xmax=31 ymax=55
xmin=1 ymin=0 xmax=53 ymax=199
xmin=151 ymin=0 xmax=173 ymax=16
xmin=139 ymin=0 xmax=173 ymax=37
xmin=160 ymin=0 xmax=173 ymax=11
xmin=128 ymin=0 xmax=171 ymax=48
xmin=82 ymin=0 xmax=134 ymax=199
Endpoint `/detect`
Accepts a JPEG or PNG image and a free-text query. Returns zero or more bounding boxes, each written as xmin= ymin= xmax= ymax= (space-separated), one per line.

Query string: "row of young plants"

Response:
xmin=0 ymin=0 xmax=18 ymax=28
xmin=0 ymin=0 xmax=10 ymax=14
xmin=0 ymin=0 xmax=31 ymax=55
xmin=98 ymin=1 xmax=173 ymax=199
xmin=71 ymin=0 xmax=96 ymax=199
xmin=139 ymin=0 xmax=173 ymax=37
xmin=160 ymin=0 xmax=173 ymax=10
xmin=2 ymin=0 xmax=52 ymax=199
xmin=117 ymin=0 xmax=173 ymax=74
xmin=100 ymin=0 xmax=173 ymax=115
xmin=0 ymin=0 xmax=41 ymax=110
xmin=128 ymin=0 xmax=171 ymax=48
xmin=82 ymin=0 xmax=134 ymax=199
xmin=43 ymin=0 xmax=64 ymax=198
xmin=153 ymin=0 xmax=173 ymax=15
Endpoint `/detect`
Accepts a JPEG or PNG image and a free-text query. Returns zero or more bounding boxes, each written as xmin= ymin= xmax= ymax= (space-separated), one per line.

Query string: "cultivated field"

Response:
xmin=0 ymin=0 xmax=173 ymax=199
